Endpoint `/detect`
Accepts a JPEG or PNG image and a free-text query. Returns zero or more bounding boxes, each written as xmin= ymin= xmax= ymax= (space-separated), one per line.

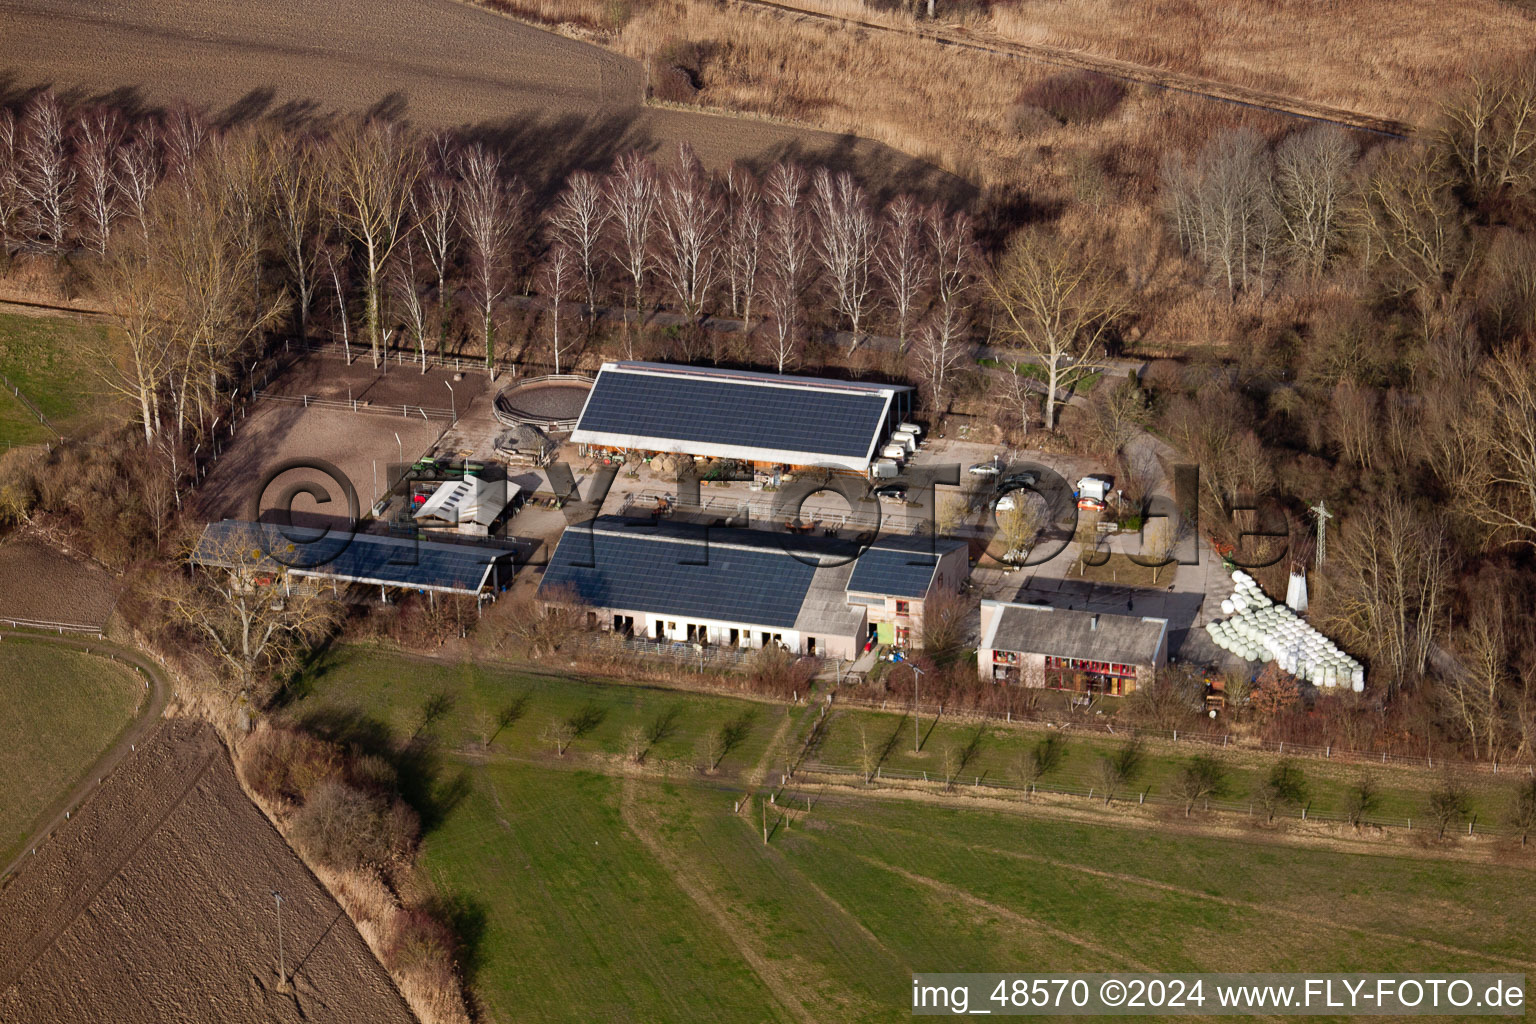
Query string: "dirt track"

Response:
xmin=0 ymin=0 xmax=962 ymax=197
xmin=0 ymin=717 xmax=414 ymax=1024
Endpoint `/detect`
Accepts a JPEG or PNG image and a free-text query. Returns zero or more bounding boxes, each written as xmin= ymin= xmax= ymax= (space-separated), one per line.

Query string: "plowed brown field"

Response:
xmin=0 ymin=718 xmax=415 ymax=1024
xmin=0 ymin=0 xmax=960 ymax=197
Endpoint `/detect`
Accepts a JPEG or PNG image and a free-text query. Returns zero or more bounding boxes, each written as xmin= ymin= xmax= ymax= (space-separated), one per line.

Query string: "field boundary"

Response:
xmin=830 ymin=694 xmax=1534 ymax=775
xmin=0 ymin=371 xmax=60 ymax=439
xmin=797 ymin=758 xmax=1525 ymax=839
xmin=253 ymin=390 xmax=455 ymax=422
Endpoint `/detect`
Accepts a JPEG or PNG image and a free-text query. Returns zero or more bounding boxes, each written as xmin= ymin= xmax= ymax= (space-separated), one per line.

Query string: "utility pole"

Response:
xmin=443 ymin=379 xmax=456 ymax=422
xmin=905 ymin=662 xmax=926 ymax=753
xmin=271 ymin=889 xmax=286 ymax=989
xmin=1309 ymin=500 xmax=1333 ymax=571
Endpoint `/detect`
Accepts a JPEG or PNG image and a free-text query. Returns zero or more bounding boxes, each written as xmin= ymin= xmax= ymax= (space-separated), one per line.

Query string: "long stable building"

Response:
xmin=539 ymin=516 xmax=968 ymax=659
xmin=570 ymin=361 xmax=913 ymax=474
xmin=192 ymin=520 xmax=519 ymax=599
xmin=978 ymin=600 xmax=1169 ymax=695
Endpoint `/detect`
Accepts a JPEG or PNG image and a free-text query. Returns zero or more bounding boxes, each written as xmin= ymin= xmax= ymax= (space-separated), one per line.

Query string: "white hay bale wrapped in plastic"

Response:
xmin=1351 ymin=668 xmax=1365 ymax=692
xmin=1220 ymin=599 xmax=1234 ymax=615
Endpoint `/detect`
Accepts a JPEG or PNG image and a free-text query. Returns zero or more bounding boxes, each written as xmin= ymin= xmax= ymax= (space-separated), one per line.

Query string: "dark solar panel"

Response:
xmin=540 ymin=521 xmax=818 ymax=627
xmin=577 ymin=368 xmax=891 ymax=459
xmin=195 ymin=521 xmax=514 ymax=593
xmin=845 ymin=545 xmax=940 ymax=598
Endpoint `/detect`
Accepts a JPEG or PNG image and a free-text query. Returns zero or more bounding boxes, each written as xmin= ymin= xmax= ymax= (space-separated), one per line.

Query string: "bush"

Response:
xmin=650 ymin=38 xmax=709 ymax=104
xmin=1016 ymin=71 xmax=1126 ymax=126
xmin=291 ymin=778 xmax=419 ymax=871
xmin=240 ymin=723 xmax=343 ymax=802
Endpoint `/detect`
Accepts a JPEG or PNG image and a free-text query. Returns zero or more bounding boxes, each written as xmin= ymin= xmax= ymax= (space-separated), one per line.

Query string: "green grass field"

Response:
xmin=290 ymin=645 xmax=1536 ymax=1023
xmin=0 ymin=638 xmax=145 ymax=862
xmin=0 ymin=311 xmax=110 ymax=443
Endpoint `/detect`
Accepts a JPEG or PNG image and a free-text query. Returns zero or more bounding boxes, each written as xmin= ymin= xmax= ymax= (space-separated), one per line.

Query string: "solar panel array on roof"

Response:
xmin=846 ymin=542 xmax=945 ymax=599
xmin=575 ymin=364 xmax=893 ymax=460
xmin=541 ymin=519 xmax=819 ymax=627
xmin=193 ymin=520 xmax=515 ymax=594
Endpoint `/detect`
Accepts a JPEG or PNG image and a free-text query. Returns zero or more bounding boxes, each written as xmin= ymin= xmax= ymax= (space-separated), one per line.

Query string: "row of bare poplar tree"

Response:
xmin=0 ymin=90 xmax=991 ymax=449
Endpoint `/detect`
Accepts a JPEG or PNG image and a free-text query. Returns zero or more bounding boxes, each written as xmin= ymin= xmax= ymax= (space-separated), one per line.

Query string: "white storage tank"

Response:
xmin=880 ymin=444 xmax=907 ymax=463
xmin=889 ymin=430 xmax=917 ymax=453
xmin=897 ymin=421 xmax=923 ymax=436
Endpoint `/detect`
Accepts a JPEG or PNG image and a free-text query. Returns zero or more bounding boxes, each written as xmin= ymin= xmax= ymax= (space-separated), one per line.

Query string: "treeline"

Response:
xmin=1128 ymin=65 xmax=1536 ymax=763
xmin=0 ymin=89 xmax=986 ymax=453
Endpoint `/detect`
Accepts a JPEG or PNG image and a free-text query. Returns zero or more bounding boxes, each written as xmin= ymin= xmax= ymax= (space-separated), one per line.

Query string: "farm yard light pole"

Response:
xmin=897 ymin=661 xmax=926 ymax=752
xmin=394 ymin=431 xmax=403 ymax=467
xmin=443 ymin=380 xmax=456 ymax=422
xmin=271 ymin=889 xmax=286 ymax=989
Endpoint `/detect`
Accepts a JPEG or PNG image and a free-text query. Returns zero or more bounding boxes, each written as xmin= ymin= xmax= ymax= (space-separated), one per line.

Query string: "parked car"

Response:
xmin=999 ymin=471 xmax=1038 ymax=490
xmin=968 ymin=460 xmax=1001 ymax=478
xmin=992 ymin=493 xmax=1019 ymax=512
xmin=874 ymin=485 xmax=908 ymax=504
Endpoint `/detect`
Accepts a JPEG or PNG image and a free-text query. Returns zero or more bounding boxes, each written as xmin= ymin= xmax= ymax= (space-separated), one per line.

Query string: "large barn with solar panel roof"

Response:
xmin=570 ymin=361 xmax=914 ymax=475
xmin=538 ymin=516 xmax=968 ymax=659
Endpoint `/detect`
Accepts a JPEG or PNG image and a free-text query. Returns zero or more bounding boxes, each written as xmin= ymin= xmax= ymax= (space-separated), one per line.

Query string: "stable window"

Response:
xmin=895 ymin=600 xmax=910 ymax=615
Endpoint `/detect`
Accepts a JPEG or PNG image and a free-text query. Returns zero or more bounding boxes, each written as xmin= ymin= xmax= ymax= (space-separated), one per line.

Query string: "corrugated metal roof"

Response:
xmin=414 ymin=476 xmax=516 ymax=527
xmin=983 ymin=601 xmax=1168 ymax=666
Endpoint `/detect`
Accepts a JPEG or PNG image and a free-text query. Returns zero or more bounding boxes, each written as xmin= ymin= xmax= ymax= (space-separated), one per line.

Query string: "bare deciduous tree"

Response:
xmin=268 ymin=132 xmax=325 ymax=343
xmin=655 ymin=144 xmax=723 ymax=319
xmin=876 ymin=194 xmax=928 ymax=351
xmin=73 ymin=106 xmax=125 ymax=254
xmin=927 ymin=205 xmax=975 ymax=322
xmin=115 ymin=120 xmax=160 ymax=250
xmin=1358 ymin=145 xmax=1478 ymax=342
xmin=411 ymin=139 xmax=458 ymax=359
xmin=811 ymin=168 xmax=876 ymax=347
xmin=1163 ymin=128 xmax=1280 ymax=297
xmin=538 ymin=242 xmax=575 ymax=374
xmin=457 ymin=144 xmax=514 ymax=376
xmin=392 ymin=230 xmax=431 ymax=372
xmin=17 ymin=90 xmax=75 ymax=253
xmin=1457 ymin=343 xmax=1536 ymax=549
xmin=0 ymin=109 xmax=20 ymax=260
xmin=990 ymin=227 xmax=1128 ymax=430
xmin=605 ymin=151 xmax=659 ymax=352
xmin=910 ymin=300 xmax=969 ymax=418
xmin=170 ymin=532 xmax=338 ymax=704
xmin=1273 ymin=125 xmax=1355 ymax=279
xmin=758 ymin=265 xmax=802 ymax=373
xmin=723 ymin=165 xmax=763 ymax=329
xmin=162 ymin=103 xmax=209 ymax=182
xmin=1322 ymin=494 xmax=1451 ymax=692
xmin=333 ymin=119 xmax=422 ymax=368
xmin=548 ymin=170 xmax=609 ymax=320
xmin=1437 ymin=65 xmax=1536 ymax=214
xmin=95 ymin=242 xmax=171 ymax=444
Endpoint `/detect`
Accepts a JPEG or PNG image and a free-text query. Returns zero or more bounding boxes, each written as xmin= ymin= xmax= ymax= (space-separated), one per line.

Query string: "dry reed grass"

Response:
xmin=983 ymin=0 xmax=1535 ymax=122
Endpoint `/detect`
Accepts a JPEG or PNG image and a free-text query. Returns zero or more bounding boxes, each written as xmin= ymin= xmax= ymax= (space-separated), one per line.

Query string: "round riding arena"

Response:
xmin=494 ymin=374 xmax=592 ymax=434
